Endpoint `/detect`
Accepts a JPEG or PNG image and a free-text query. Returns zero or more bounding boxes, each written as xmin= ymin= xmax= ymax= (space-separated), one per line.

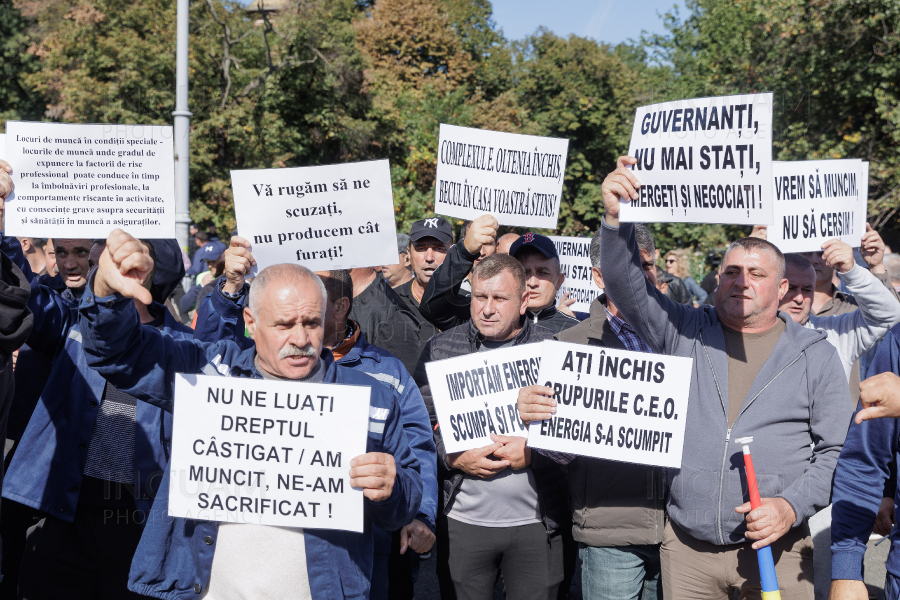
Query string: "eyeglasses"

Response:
xmin=665 ymin=259 xmax=677 ymax=264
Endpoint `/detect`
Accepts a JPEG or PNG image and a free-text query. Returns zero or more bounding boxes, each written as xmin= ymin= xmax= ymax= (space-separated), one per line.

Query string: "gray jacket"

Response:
xmin=600 ymin=220 xmax=853 ymax=546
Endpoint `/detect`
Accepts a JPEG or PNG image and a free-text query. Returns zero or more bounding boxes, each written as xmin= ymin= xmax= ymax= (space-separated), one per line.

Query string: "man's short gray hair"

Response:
xmin=248 ymin=263 xmax=327 ymax=318
xmin=590 ymin=224 xmax=656 ymax=270
xmin=724 ymin=237 xmax=785 ymax=280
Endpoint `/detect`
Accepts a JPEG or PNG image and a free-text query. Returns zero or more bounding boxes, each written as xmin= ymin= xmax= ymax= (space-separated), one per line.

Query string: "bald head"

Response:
xmin=245 ymin=264 xmax=327 ymax=380
xmin=497 ymin=233 xmax=519 ymax=255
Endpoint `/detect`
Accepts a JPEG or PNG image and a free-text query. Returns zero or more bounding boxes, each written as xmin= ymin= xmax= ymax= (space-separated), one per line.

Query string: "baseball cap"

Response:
xmin=199 ymin=241 xmax=226 ymax=262
xmin=509 ymin=233 xmax=558 ymax=260
xmin=409 ymin=217 xmax=453 ymax=244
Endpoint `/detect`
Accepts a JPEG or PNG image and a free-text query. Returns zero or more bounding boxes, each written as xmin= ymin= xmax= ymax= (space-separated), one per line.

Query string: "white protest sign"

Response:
xmin=527 ymin=341 xmax=691 ymax=468
xmin=549 ymin=236 xmax=599 ymax=314
xmin=167 ymin=374 xmax=370 ymax=532
xmin=425 ymin=343 xmax=542 ymax=454
xmin=619 ymin=93 xmax=774 ymax=226
xmin=435 ymin=124 xmax=569 ymax=229
xmin=0 ymin=134 xmax=6 ymax=161
xmin=766 ymin=159 xmax=865 ymax=253
xmin=4 ymin=121 xmax=175 ymax=237
xmin=230 ymin=159 xmax=398 ymax=272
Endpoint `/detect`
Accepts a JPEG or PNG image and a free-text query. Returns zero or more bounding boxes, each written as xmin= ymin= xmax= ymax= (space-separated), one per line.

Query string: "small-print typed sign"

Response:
xmin=767 ymin=159 xmax=866 ymax=253
xmin=549 ymin=236 xmax=599 ymax=314
xmin=230 ymin=159 xmax=398 ymax=272
xmin=435 ymin=124 xmax=569 ymax=229
xmin=425 ymin=343 xmax=543 ymax=454
xmin=168 ymin=374 xmax=370 ymax=532
xmin=527 ymin=341 xmax=692 ymax=468
xmin=4 ymin=121 xmax=175 ymax=238
xmin=619 ymin=93 xmax=774 ymax=226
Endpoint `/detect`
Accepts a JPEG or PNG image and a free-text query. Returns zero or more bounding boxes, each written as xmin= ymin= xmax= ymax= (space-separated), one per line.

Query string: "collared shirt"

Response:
xmin=541 ymin=304 xmax=651 ymax=465
xmin=605 ymin=306 xmax=653 ymax=353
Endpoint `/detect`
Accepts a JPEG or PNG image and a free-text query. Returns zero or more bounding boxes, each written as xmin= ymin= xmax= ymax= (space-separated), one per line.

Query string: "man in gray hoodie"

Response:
xmin=594 ymin=156 xmax=853 ymax=600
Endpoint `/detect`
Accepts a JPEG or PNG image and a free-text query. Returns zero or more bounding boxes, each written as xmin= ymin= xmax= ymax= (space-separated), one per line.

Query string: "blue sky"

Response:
xmin=489 ymin=0 xmax=681 ymax=45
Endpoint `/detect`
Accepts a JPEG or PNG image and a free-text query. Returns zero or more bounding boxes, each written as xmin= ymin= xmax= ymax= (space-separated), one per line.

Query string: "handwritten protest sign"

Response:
xmin=434 ymin=124 xmax=569 ymax=229
xmin=619 ymin=93 xmax=774 ymax=226
xmin=425 ymin=343 xmax=542 ymax=454
xmin=767 ymin=159 xmax=865 ymax=253
xmin=4 ymin=121 xmax=175 ymax=237
xmin=527 ymin=341 xmax=691 ymax=468
xmin=167 ymin=374 xmax=370 ymax=531
xmin=549 ymin=236 xmax=599 ymax=314
xmin=231 ymin=159 xmax=398 ymax=272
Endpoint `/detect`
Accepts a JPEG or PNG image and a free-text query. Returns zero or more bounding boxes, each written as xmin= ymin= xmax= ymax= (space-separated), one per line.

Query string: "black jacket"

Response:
xmin=349 ymin=276 xmax=423 ymax=374
xmin=413 ymin=318 xmax=569 ymax=536
xmin=420 ymin=242 xmax=579 ymax=334
xmin=0 ymin=253 xmax=34 ymax=443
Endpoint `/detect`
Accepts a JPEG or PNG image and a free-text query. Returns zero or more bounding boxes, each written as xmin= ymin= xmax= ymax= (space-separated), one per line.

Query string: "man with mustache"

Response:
xmin=76 ymin=229 xmax=422 ymax=599
xmin=193 ymin=240 xmax=437 ymax=600
xmin=584 ymin=155 xmax=852 ymax=600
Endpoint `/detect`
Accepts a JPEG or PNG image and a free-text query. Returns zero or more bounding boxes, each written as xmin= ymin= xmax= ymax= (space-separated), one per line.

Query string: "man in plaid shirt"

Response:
xmin=518 ymin=224 xmax=664 ymax=600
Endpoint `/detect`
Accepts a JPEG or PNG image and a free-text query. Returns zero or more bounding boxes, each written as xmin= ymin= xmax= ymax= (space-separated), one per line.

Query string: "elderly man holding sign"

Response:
xmin=566 ymin=156 xmax=849 ymax=600
xmin=76 ymin=229 xmax=422 ymax=599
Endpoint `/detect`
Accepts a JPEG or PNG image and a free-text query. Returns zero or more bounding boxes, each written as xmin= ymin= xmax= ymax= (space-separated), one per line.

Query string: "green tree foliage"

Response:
xmin=0 ymin=0 xmax=43 ymax=122
xmin=650 ymin=0 xmax=900 ymax=247
xmin=4 ymin=0 xmax=897 ymax=263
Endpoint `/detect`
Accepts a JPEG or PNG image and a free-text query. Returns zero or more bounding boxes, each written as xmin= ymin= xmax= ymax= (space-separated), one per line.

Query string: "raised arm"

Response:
xmin=809 ymin=241 xmax=900 ymax=369
xmin=79 ymin=230 xmax=230 ymax=410
xmin=420 ymin=214 xmax=497 ymax=330
xmin=193 ymin=236 xmax=254 ymax=350
xmin=599 ymin=157 xmax=698 ymax=353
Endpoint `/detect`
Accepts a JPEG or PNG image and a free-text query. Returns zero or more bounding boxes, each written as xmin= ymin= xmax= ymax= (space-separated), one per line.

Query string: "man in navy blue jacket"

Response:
xmin=79 ymin=229 xmax=422 ymax=599
xmin=0 ymin=231 xmax=193 ymax=600
xmin=193 ymin=238 xmax=437 ymax=600
xmin=831 ymin=324 xmax=900 ymax=600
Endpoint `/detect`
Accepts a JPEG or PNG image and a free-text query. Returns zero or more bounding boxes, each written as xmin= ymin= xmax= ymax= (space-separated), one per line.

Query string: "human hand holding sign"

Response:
xmin=491 ymin=433 xmax=531 ymax=470
xmin=821 ymin=239 xmax=855 ymax=274
xmin=399 ymin=519 xmax=436 ymax=555
xmin=349 ymin=453 xmax=396 ymax=502
xmin=222 ymin=235 xmax=256 ymax=295
xmin=517 ymin=384 xmax=557 ymax=425
xmin=447 ymin=441 xmax=509 ymax=479
xmin=855 ymin=372 xmax=900 ymax=423
xmin=463 ymin=214 xmax=499 ymax=256
xmin=93 ymin=229 xmax=154 ymax=305
xmin=735 ymin=496 xmax=796 ymax=549
xmin=600 ymin=155 xmax=641 ymax=227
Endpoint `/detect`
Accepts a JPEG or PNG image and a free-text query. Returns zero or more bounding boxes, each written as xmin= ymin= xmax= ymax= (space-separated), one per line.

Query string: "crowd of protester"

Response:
xmin=0 ymin=154 xmax=899 ymax=600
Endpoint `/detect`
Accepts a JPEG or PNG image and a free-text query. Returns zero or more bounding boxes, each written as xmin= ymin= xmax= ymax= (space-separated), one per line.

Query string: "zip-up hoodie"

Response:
xmin=601 ymin=220 xmax=853 ymax=545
